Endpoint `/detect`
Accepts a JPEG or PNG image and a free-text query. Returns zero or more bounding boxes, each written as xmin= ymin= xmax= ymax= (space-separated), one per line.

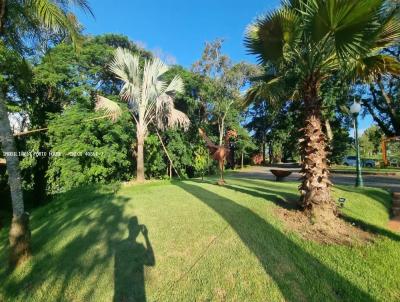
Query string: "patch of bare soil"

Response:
xmin=275 ymin=206 xmax=374 ymax=245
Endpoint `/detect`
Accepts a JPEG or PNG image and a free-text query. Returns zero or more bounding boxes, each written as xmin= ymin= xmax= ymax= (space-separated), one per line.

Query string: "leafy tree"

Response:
xmin=193 ymin=146 xmax=210 ymax=180
xmin=359 ymin=126 xmax=384 ymax=157
xmin=96 ymin=48 xmax=190 ymax=182
xmin=144 ymin=134 xmax=167 ymax=179
xmin=45 ymin=104 xmax=134 ymax=193
xmin=193 ymin=39 xmax=258 ymax=145
xmin=234 ymin=127 xmax=257 ymax=169
xmin=163 ymin=130 xmax=193 ymax=178
xmin=357 ymin=46 xmax=400 ymax=137
xmin=245 ymin=0 xmax=400 ymax=223
xmin=0 ymin=0 xmax=92 ymax=267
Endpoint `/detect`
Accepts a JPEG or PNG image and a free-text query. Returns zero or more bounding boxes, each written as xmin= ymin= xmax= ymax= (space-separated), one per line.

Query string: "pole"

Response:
xmin=155 ymin=129 xmax=181 ymax=180
xmin=354 ymin=114 xmax=364 ymax=187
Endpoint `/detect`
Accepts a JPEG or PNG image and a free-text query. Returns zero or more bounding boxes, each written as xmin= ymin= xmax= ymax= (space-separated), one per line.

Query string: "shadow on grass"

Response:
xmin=0 ymin=184 xmax=154 ymax=302
xmin=224 ymin=184 xmax=299 ymax=210
xmin=114 ymin=217 xmax=155 ymax=302
xmin=340 ymin=214 xmax=400 ymax=242
xmin=176 ymin=181 xmax=374 ymax=302
xmin=193 ymin=178 xmax=300 ymax=210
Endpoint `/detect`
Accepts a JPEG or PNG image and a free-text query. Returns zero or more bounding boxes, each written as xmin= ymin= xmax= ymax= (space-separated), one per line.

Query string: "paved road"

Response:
xmin=233 ymin=166 xmax=400 ymax=192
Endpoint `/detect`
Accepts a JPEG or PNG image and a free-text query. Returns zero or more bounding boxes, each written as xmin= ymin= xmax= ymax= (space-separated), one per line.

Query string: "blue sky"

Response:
xmin=75 ymin=0 xmax=279 ymax=67
xmin=75 ymin=0 xmax=372 ymax=133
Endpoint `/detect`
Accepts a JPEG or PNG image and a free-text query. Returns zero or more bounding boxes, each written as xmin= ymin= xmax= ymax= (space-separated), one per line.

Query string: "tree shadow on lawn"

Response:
xmin=176 ymin=181 xmax=375 ymax=302
xmin=340 ymin=215 xmax=400 ymax=242
xmin=234 ymin=179 xmax=399 ymax=242
xmin=223 ymin=183 xmax=299 ymax=210
xmin=1 ymin=184 xmax=154 ymax=302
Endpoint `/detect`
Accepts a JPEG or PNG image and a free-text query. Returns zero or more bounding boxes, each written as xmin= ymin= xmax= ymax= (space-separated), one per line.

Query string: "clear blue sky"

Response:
xmin=76 ymin=0 xmax=279 ymax=67
xmin=76 ymin=0 xmax=373 ymax=133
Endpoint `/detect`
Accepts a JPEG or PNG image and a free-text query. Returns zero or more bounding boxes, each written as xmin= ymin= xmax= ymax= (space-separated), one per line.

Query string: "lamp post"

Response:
xmin=350 ymin=100 xmax=364 ymax=187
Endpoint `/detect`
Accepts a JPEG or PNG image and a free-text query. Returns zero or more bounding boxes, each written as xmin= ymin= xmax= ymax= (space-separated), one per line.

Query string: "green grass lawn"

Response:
xmin=331 ymin=165 xmax=400 ymax=174
xmin=0 ymin=177 xmax=399 ymax=301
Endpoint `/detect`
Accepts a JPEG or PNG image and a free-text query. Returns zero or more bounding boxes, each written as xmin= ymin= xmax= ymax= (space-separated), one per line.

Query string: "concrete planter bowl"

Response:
xmin=270 ymin=169 xmax=292 ymax=181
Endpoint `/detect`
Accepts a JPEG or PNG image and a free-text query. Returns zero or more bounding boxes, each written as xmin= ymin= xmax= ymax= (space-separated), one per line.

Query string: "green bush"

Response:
xmin=45 ymin=105 xmax=135 ymax=193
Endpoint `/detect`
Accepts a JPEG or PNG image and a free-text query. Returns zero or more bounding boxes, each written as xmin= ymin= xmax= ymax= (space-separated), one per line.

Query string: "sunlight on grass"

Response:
xmin=0 ymin=178 xmax=398 ymax=301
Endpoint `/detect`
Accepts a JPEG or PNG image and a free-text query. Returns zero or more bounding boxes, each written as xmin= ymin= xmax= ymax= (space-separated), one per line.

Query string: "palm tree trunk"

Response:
xmin=241 ymin=152 xmax=244 ymax=169
xmin=0 ymin=94 xmax=31 ymax=267
xmin=136 ymin=134 xmax=145 ymax=182
xmin=299 ymin=87 xmax=336 ymax=222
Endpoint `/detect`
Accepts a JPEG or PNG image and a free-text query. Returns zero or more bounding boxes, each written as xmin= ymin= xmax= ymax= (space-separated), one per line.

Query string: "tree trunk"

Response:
xmin=0 ymin=94 xmax=31 ymax=267
xmin=136 ymin=135 xmax=145 ymax=182
xmin=262 ymin=138 xmax=266 ymax=165
xmin=219 ymin=118 xmax=225 ymax=146
xmin=241 ymin=152 xmax=244 ymax=169
xmin=299 ymin=85 xmax=336 ymax=222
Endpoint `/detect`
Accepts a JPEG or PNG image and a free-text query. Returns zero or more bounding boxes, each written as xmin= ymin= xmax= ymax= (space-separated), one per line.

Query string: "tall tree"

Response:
xmin=96 ymin=48 xmax=190 ymax=182
xmin=357 ymin=47 xmax=400 ymax=136
xmin=193 ymin=39 xmax=258 ymax=145
xmin=245 ymin=0 xmax=400 ymax=223
xmin=0 ymin=0 xmax=92 ymax=267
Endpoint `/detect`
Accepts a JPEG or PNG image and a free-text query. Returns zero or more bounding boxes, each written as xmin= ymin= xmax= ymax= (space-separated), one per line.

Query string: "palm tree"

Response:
xmin=245 ymin=0 xmax=400 ymax=223
xmin=96 ymin=48 xmax=190 ymax=182
xmin=0 ymin=0 xmax=92 ymax=267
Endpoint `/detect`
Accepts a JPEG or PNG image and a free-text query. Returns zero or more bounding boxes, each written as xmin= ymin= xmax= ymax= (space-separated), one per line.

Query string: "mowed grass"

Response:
xmin=331 ymin=165 xmax=400 ymax=174
xmin=0 ymin=177 xmax=399 ymax=302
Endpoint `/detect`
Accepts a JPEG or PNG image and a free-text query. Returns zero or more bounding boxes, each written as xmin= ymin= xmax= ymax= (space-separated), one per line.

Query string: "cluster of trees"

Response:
xmin=1 ymin=0 xmax=399 ymax=267
xmin=1 ymin=35 xmax=263 ymax=198
xmin=244 ymin=0 xmax=400 ymax=222
xmin=0 ymin=3 xmax=258 ymax=266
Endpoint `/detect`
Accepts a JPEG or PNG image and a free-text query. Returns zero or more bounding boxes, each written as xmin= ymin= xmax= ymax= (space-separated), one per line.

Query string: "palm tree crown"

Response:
xmin=96 ymin=48 xmax=190 ymax=181
xmin=96 ymin=47 xmax=190 ymax=135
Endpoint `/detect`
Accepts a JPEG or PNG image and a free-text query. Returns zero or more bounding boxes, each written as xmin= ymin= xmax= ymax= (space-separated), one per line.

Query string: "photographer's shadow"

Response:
xmin=114 ymin=217 xmax=155 ymax=302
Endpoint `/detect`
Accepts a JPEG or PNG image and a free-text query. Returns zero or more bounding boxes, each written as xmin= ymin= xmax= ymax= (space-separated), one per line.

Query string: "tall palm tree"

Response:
xmin=96 ymin=48 xmax=190 ymax=182
xmin=245 ymin=0 xmax=400 ymax=223
xmin=0 ymin=0 xmax=92 ymax=267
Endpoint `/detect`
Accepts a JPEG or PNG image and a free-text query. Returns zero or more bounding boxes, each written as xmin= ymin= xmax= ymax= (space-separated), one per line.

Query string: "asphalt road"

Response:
xmin=233 ymin=166 xmax=400 ymax=192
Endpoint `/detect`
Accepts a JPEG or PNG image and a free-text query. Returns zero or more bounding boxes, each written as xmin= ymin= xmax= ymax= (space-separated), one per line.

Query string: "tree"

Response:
xmin=234 ymin=127 xmax=257 ymax=169
xmin=0 ymin=0 xmax=92 ymax=267
xmin=359 ymin=126 xmax=384 ymax=157
xmin=96 ymin=48 xmax=190 ymax=182
xmin=45 ymin=104 xmax=135 ymax=193
xmin=193 ymin=146 xmax=209 ymax=180
xmin=193 ymin=39 xmax=258 ymax=145
xmin=245 ymin=0 xmax=400 ymax=223
xmin=357 ymin=47 xmax=400 ymax=136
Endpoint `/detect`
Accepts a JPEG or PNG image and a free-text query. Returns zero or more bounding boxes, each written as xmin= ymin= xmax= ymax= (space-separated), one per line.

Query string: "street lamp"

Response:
xmin=350 ymin=100 xmax=364 ymax=187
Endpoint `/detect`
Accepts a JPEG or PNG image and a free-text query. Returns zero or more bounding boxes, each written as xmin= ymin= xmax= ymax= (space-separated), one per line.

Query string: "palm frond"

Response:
xmin=243 ymin=75 xmax=287 ymax=107
xmin=164 ymin=75 xmax=184 ymax=94
xmin=372 ymin=8 xmax=400 ymax=50
xmin=25 ymin=0 xmax=84 ymax=47
xmin=95 ymin=95 xmax=123 ymax=122
xmin=244 ymin=8 xmax=300 ymax=64
xmin=168 ymin=109 xmax=191 ymax=131
xmin=107 ymin=48 xmax=190 ymax=134
xmin=350 ymin=54 xmax=400 ymax=81
xmin=66 ymin=0 xmax=94 ymax=16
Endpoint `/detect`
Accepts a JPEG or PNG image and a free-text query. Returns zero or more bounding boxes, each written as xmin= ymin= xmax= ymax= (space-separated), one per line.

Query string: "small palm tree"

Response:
xmin=245 ymin=0 xmax=400 ymax=223
xmin=96 ymin=48 xmax=190 ymax=182
xmin=0 ymin=0 xmax=92 ymax=267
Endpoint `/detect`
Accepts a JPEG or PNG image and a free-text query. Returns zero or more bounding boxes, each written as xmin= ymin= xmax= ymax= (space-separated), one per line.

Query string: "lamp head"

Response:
xmin=350 ymin=100 xmax=361 ymax=115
